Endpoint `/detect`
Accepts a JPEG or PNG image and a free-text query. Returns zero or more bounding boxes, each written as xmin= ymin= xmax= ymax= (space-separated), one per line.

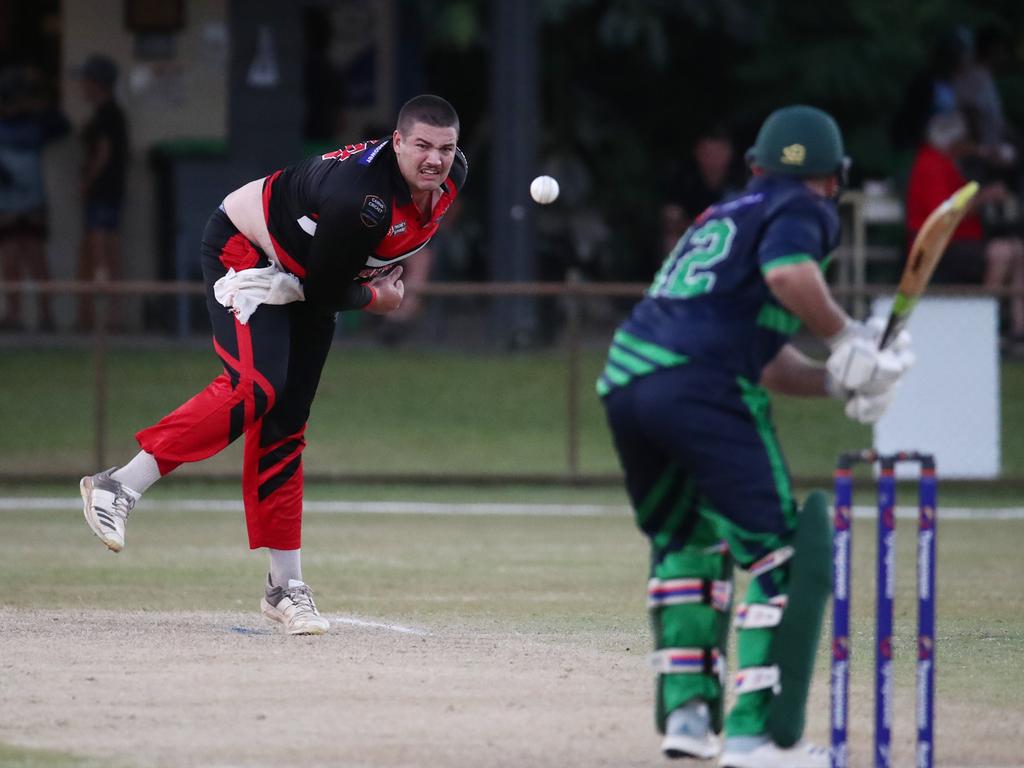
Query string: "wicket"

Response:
xmin=830 ymin=450 xmax=937 ymax=768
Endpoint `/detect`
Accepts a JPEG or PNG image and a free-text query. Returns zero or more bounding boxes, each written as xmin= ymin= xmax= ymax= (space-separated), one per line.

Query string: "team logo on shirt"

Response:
xmin=360 ymin=195 xmax=386 ymax=227
xmin=322 ymin=142 xmax=370 ymax=162
xmin=780 ymin=143 xmax=806 ymax=166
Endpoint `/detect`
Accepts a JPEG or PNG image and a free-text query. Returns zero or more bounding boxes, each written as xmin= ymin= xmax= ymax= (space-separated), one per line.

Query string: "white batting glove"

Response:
xmin=828 ymin=317 xmax=911 ymax=355
xmin=825 ymin=320 xmax=914 ymax=393
xmin=845 ymin=383 xmax=900 ymax=424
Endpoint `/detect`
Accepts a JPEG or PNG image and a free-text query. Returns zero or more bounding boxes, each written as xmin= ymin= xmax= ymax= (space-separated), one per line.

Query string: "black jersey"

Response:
xmin=260 ymin=137 xmax=468 ymax=311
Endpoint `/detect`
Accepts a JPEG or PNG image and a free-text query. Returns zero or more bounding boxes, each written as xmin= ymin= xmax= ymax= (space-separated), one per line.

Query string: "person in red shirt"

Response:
xmin=906 ymin=110 xmax=1024 ymax=340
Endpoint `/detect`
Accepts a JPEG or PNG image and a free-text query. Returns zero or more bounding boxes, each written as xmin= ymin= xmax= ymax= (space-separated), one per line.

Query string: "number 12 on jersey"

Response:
xmin=650 ymin=217 xmax=737 ymax=299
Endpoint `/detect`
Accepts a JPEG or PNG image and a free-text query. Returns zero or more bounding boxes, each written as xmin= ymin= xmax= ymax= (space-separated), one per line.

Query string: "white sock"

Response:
xmin=269 ymin=548 xmax=302 ymax=588
xmin=111 ymin=451 xmax=161 ymax=495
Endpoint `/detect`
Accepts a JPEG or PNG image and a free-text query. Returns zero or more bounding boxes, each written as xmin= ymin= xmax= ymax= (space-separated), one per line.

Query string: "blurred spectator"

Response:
xmin=891 ymin=27 xmax=973 ymax=165
xmin=906 ymin=112 xmax=1024 ymax=343
xmin=953 ymin=23 xmax=1022 ymax=243
xmin=0 ymin=64 xmax=69 ymax=332
xmin=954 ymin=24 xmax=1019 ymax=180
xmin=660 ymin=125 xmax=745 ymax=257
xmin=73 ymin=54 xmax=128 ymax=331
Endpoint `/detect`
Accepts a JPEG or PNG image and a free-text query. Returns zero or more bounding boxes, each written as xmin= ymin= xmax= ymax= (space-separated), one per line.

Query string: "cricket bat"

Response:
xmin=879 ymin=180 xmax=980 ymax=349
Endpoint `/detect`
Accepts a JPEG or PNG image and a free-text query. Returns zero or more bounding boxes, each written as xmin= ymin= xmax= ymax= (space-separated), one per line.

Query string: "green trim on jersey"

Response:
xmin=760 ymin=253 xmax=812 ymax=274
xmin=596 ymin=330 xmax=689 ymax=397
xmin=736 ymin=376 xmax=795 ymax=527
xmin=614 ymin=330 xmax=689 ymax=367
xmin=608 ymin=344 xmax=657 ymax=376
xmin=756 ymin=304 xmax=802 ymax=335
xmin=652 ymin=478 xmax=698 ymax=555
xmin=636 ymin=465 xmax=680 ymax=529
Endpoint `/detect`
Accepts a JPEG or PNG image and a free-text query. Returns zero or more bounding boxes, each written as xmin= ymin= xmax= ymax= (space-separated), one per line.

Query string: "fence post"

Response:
xmin=93 ymin=277 xmax=109 ymax=470
xmin=565 ymin=272 xmax=581 ymax=481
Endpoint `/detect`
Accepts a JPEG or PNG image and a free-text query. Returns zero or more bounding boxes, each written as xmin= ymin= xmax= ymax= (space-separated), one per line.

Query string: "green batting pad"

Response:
xmin=767 ymin=490 xmax=832 ymax=747
xmin=725 ymin=576 xmax=780 ymax=737
xmin=653 ymin=544 xmax=733 ymax=733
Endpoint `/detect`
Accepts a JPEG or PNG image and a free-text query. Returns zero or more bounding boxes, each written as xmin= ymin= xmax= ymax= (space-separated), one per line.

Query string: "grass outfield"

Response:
xmin=3 ymin=478 xmax=1024 ymax=509
xmin=1 ymin=499 xmax=1023 ymax=766
xmin=1 ymin=346 xmax=1022 ymax=480
xmin=0 ymin=745 xmax=108 ymax=768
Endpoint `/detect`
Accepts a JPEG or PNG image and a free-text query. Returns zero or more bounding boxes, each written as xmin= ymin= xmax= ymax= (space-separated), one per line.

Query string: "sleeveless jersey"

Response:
xmin=597 ymin=175 xmax=840 ymax=395
xmin=259 ymin=137 xmax=468 ymax=310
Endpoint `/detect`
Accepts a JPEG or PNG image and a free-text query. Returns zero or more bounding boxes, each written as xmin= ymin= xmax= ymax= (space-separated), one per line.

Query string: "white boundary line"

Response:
xmin=328 ymin=616 xmax=428 ymax=635
xmin=3 ymin=497 xmax=1024 ymax=519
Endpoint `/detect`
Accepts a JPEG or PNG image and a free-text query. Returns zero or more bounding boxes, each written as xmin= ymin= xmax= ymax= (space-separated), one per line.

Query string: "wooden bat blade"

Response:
xmin=879 ymin=180 xmax=979 ymax=349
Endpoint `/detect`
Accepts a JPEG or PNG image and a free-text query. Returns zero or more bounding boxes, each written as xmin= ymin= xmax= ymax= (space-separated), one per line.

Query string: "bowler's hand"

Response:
xmin=364 ymin=266 xmax=404 ymax=315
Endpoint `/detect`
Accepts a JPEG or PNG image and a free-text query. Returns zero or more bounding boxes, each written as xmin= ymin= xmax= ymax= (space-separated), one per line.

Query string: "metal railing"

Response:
xmin=0 ymin=277 xmax=1019 ymax=485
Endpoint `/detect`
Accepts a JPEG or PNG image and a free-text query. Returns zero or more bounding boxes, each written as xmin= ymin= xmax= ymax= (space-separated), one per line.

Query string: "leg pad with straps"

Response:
xmin=651 ymin=541 xmax=734 ymax=734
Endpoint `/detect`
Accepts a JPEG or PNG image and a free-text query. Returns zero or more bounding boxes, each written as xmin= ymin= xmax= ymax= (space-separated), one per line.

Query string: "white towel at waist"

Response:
xmin=212 ymin=266 xmax=305 ymax=325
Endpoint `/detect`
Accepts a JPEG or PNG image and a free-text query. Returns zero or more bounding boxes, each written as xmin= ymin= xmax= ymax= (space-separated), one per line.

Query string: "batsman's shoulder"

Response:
xmin=771 ymin=185 xmax=839 ymax=232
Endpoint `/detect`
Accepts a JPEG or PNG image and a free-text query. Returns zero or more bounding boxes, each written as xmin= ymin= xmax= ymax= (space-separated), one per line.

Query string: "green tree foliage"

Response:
xmin=417 ymin=0 xmax=1024 ymax=279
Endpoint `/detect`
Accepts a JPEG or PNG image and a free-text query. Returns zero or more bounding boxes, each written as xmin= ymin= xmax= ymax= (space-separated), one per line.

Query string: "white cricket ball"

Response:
xmin=530 ymin=175 xmax=560 ymax=205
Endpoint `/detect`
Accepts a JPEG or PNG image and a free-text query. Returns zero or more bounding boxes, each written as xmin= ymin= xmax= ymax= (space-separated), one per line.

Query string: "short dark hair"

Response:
xmin=75 ymin=54 xmax=119 ymax=87
xmin=397 ymin=94 xmax=459 ymax=136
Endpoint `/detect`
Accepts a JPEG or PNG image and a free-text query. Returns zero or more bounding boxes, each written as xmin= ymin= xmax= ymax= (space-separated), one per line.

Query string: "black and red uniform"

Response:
xmin=135 ymin=138 xmax=468 ymax=549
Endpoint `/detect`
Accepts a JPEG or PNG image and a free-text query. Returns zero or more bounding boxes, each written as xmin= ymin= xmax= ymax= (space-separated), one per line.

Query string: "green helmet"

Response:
xmin=747 ymin=105 xmax=849 ymax=177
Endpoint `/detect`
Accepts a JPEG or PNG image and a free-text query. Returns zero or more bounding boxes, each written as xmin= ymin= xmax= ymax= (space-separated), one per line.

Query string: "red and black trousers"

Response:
xmin=136 ymin=208 xmax=335 ymax=549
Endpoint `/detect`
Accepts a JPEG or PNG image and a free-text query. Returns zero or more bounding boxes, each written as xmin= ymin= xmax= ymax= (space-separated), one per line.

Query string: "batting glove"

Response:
xmin=825 ymin=319 xmax=914 ymax=394
xmin=844 ymin=383 xmax=900 ymax=424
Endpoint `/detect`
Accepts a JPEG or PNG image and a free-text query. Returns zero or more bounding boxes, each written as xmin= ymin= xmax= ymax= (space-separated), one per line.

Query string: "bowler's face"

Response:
xmin=394 ymin=122 xmax=458 ymax=195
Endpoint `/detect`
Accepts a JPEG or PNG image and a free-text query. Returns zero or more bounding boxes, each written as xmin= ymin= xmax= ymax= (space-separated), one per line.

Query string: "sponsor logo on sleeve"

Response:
xmin=359 ymin=140 xmax=389 ymax=166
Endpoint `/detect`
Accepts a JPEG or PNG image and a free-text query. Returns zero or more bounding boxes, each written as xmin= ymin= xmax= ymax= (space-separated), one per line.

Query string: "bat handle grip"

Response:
xmin=878 ymin=317 xmax=899 ymax=350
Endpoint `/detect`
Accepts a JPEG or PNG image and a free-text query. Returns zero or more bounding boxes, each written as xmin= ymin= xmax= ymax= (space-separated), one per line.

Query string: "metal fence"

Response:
xmin=2 ymin=275 xmax=1022 ymax=487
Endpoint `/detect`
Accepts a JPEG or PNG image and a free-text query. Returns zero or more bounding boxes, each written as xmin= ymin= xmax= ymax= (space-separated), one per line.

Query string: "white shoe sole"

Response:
xmin=719 ymin=744 xmax=828 ymax=768
xmin=80 ymin=476 xmax=123 ymax=553
xmin=663 ymin=732 xmax=721 ymax=760
xmin=260 ymin=598 xmax=330 ymax=636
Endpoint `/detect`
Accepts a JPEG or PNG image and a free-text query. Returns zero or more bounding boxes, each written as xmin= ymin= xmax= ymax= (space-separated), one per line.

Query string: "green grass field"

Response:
xmin=1 ymin=345 xmax=1022 ymax=480
xmin=0 ymin=744 xmax=108 ymax=768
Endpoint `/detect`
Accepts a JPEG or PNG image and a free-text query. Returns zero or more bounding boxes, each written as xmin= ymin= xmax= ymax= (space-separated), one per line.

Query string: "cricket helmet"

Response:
xmin=747 ymin=105 xmax=849 ymax=178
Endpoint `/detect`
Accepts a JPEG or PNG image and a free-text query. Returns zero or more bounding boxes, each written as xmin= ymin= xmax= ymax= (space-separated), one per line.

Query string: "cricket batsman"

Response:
xmin=598 ymin=105 xmax=914 ymax=767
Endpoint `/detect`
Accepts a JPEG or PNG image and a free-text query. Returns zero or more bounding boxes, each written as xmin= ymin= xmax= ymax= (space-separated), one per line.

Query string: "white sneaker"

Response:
xmin=260 ymin=577 xmax=331 ymax=635
xmin=719 ymin=736 xmax=828 ymax=768
xmin=80 ymin=468 xmax=140 ymax=553
xmin=662 ymin=701 xmax=721 ymax=760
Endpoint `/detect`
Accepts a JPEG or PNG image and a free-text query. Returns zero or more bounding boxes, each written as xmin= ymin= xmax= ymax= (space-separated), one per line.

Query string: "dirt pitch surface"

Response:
xmin=2 ymin=608 xmax=657 ymax=768
xmin=4 ymin=606 xmax=1019 ymax=768
xmin=1 ymin=607 xmax=1017 ymax=768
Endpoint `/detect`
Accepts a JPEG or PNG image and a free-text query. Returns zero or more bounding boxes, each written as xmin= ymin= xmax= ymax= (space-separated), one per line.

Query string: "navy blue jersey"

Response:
xmin=598 ymin=176 xmax=840 ymax=395
xmin=261 ymin=138 xmax=468 ymax=311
